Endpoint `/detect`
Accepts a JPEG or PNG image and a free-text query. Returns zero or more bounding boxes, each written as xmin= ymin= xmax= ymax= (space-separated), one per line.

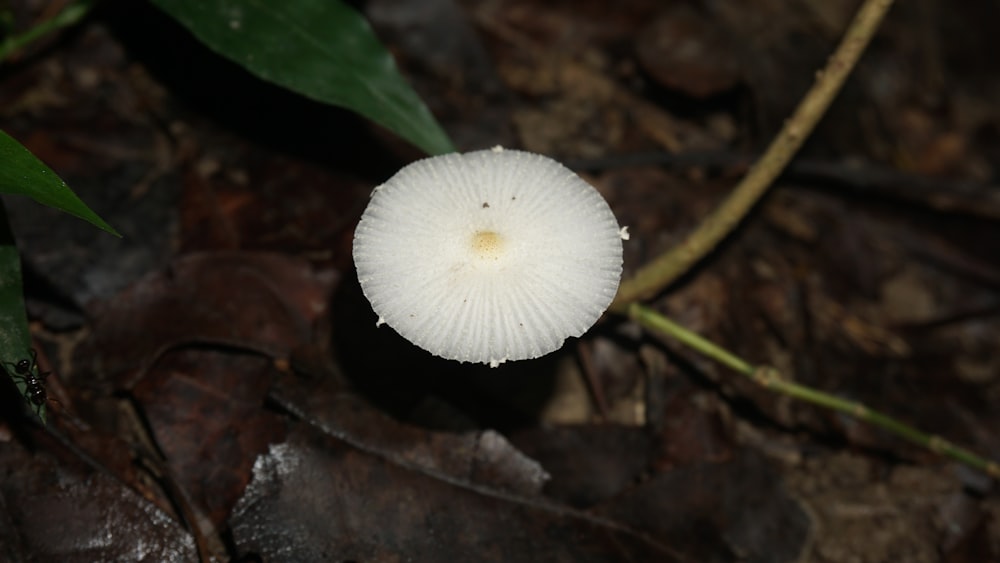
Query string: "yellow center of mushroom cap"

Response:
xmin=471 ymin=230 xmax=504 ymax=260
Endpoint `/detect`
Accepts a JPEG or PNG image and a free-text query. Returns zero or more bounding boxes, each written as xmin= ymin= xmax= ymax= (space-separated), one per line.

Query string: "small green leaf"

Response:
xmin=0 ymin=1 xmax=93 ymax=63
xmin=0 ymin=199 xmax=45 ymax=422
xmin=0 ymin=129 xmax=119 ymax=236
xmin=151 ymin=0 xmax=456 ymax=156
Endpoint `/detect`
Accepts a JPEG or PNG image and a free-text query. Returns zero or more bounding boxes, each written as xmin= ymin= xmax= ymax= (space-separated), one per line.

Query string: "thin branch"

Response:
xmin=0 ymin=1 xmax=92 ymax=63
xmin=629 ymin=303 xmax=1000 ymax=479
xmin=610 ymin=0 xmax=896 ymax=312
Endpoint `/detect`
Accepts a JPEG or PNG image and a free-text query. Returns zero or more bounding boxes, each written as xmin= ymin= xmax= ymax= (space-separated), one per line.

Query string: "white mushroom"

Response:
xmin=353 ymin=147 xmax=625 ymax=367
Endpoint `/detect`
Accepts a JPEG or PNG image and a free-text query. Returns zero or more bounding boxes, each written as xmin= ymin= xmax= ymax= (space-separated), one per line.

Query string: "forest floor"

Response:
xmin=1 ymin=0 xmax=999 ymax=561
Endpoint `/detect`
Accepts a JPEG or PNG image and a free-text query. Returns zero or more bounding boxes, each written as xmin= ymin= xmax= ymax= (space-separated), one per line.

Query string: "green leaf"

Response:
xmin=0 ymin=129 xmax=119 ymax=236
xmin=0 ymin=199 xmax=45 ymax=422
xmin=151 ymin=0 xmax=456 ymax=156
xmin=0 ymin=1 xmax=93 ymax=63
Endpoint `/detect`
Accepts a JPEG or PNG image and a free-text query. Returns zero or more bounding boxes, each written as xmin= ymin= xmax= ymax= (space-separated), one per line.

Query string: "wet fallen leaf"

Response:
xmin=0 ymin=438 xmax=197 ymax=562
xmin=230 ymin=425 xmax=676 ymax=562
xmin=598 ymin=452 xmax=811 ymax=563
xmin=85 ymin=251 xmax=334 ymax=389
xmin=132 ymin=348 xmax=289 ymax=527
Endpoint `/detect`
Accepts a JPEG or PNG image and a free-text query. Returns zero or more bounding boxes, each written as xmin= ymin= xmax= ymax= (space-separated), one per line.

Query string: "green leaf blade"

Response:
xmin=151 ymin=0 xmax=456 ymax=156
xmin=0 ymin=199 xmax=45 ymax=422
xmin=0 ymin=130 xmax=119 ymax=236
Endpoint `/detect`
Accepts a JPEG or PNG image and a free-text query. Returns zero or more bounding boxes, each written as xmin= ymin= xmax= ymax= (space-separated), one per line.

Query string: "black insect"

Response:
xmin=5 ymin=349 xmax=50 ymax=416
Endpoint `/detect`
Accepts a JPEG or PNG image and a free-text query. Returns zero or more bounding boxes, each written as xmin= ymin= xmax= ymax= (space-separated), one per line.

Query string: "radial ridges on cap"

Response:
xmin=353 ymin=147 xmax=626 ymax=367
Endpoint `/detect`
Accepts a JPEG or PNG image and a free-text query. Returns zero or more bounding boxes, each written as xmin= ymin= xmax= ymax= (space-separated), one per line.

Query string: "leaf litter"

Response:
xmin=1 ymin=0 xmax=1000 ymax=561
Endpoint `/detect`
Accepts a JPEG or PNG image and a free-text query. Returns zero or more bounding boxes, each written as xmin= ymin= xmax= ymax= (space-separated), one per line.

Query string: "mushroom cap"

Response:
xmin=353 ymin=147 xmax=624 ymax=367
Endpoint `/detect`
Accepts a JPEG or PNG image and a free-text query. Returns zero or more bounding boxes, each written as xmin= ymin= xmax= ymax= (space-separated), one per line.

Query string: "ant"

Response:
xmin=4 ymin=349 xmax=50 ymax=417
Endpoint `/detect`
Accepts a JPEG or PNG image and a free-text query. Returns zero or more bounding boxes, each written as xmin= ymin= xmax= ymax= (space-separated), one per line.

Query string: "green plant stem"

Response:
xmin=629 ymin=303 xmax=1000 ymax=479
xmin=609 ymin=0 xmax=896 ymax=312
xmin=0 ymin=1 xmax=92 ymax=63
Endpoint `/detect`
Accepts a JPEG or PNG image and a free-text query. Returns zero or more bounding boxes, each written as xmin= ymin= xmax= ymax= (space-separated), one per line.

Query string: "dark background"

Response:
xmin=1 ymin=0 xmax=998 ymax=561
